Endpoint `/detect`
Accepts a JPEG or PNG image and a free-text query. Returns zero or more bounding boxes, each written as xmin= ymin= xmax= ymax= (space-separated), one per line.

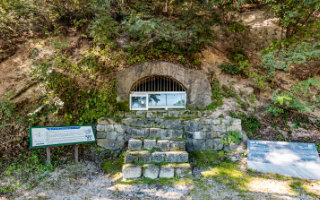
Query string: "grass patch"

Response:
xmin=101 ymin=158 xmax=123 ymax=176
xmin=190 ymin=150 xmax=228 ymax=168
xmin=202 ymin=161 xmax=249 ymax=191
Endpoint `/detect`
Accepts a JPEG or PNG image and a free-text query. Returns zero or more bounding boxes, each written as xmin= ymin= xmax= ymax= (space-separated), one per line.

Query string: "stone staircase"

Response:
xmin=123 ymin=127 xmax=192 ymax=179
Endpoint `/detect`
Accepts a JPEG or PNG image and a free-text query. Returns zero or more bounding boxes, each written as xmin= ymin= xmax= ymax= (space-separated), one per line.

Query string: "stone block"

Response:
xmin=211 ymin=119 xmax=226 ymax=132
xmin=136 ymin=111 xmax=146 ymax=119
xmin=126 ymin=127 xmax=133 ymax=134
xmin=170 ymin=140 xmax=186 ymax=151
xmin=154 ymin=118 xmax=164 ymax=128
xmin=180 ymin=110 xmax=193 ymax=118
xmin=165 ymin=151 xmax=188 ymax=163
xmin=143 ymin=120 xmax=155 ymax=128
xmin=98 ymin=118 xmax=110 ymax=125
xmin=191 ymin=111 xmax=202 ymax=118
xmin=125 ymin=151 xmax=139 ymax=163
xmin=201 ymin=125 xmax=212 ymax=132
xmin=128 ymin=139 xmax=142 ymax=150
xmin=186 ymin=139 xmax=206 ymax=152
xmin=163 ymin=119 xmax=182 ymax=129
xmin=157 ymin=111 xmax=168 ymax=118
xmin=152 ymin=152 xmax=166 ymax=163
xmin=203 ymin=119 xmax=212 ymax=125
xmin=106 ymin=131 xmax=118 ymax=140
xmin=132 ymin=128 xmax=150 ymax=138
xmin=181 ymin=110 xmax=201 ymax=118
xmin=206 ymin=131 xmax=217 ymax=139
xmin=184 ymin=121 xmax=201 ymax=131
xmin=167 ymin=111 xmax=180 ymax=118
xmin=232 ymin=119 xmax=241 ymax=126
xmin=146 ymin=111 xmax=157 ymax=119
xmin=115 ymin=111 xmax=125 ymax=118
xmin=202 ymin=111 xmax=213 ymax=117
xmin=122 ymin=118 xmax=137 ymax=126
xmin=97 ymin=131 xmax=107 ymax=139
xmin=206 ymin=131 xmax=226 ymax=138
xmin=159 ymin=164 xmax=175 ymax=178
xmin=125 ymin=111 xmax=136 ymax=118
xmin=175 ymin=164 xmax=192 ymax=178
xmin=149 ymin=128 xmax=161 ymax=138
xmin=123 ymin=164 xmax=142 ymax=179
xmin=97 ymin=139 xmax=118 ymax=150
xmin=156 ymin=140 xmax=170 ymax=151
xmin=144 ymin=139 xmax=156 ymax=150
xmin=172 ymin=129 xmax=183 ymax=138
xmin=96 ymin=124 xmax=105 ymax=132
xmin=206 ymin=139 xmax=223 ymax=150
xmin=227 ymin=124 xmax=242 ymax=132
xmin=185 ymin=131 xmax=206 ymax=139
xmin=114 ymin=124 xmax=125 ymax=134
xmin=105 ymin=124 xmax=114 ymax=132
xmin=139 ymin=151 xmax=152 ymax=163
xmin=160 ymin=129 xmax=173 ymax=139
xmin=143 ymin=164 xmax=160 ymax=179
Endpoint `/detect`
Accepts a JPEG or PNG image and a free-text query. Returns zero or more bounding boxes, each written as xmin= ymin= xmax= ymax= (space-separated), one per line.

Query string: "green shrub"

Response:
xmin=228 ymin=49 xmax=247 ymax=63
xmin=222 ymin=85 xmax=236 ymax=98
xmin=87 ymin=0 xmax=118 ymax=45
xmin=249 ymin=94 xmax=256 ymax=103
xmin=222 ymin=131 xmax=243 ymax=146
xmin=206 ymin=78 xmax=223 ymax=111
xmin=220 ymin=62 xmax=242 ymax=75
xmin=242 ymin=115 xmax=261 ymax=137
xmin=229 ymin=112 xmax=261 ymax=138
xmin=265 ymin=91 xmax=314 ymax=117
xmin=117 ymin=101 xmax=129 ymax=111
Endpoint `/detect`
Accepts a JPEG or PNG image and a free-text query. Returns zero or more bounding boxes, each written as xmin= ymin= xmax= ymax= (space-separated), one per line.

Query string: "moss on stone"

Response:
xmin=116 ymin=100 xmax=130 ymax=111
xmin=101 ymin=158 xmax=124 ymax=175
xmin=164 ymin=116 xmax=180 ymax=120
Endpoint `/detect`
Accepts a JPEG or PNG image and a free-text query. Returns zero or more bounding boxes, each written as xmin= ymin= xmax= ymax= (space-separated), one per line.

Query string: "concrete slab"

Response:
xmin=247 ymin=140 xmax=320 ymax=180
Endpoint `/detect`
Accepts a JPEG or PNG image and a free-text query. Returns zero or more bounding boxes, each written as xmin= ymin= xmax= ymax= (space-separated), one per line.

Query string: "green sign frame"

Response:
xmin=29 ymin=125 xmax=96 ymax=148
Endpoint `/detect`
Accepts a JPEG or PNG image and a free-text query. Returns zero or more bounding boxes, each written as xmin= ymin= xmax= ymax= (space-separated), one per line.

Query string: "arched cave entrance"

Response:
xmin=116 ymin=62 xmax=212 ymax=109
xmin=130 ymin=75 xmax=187 ymax=110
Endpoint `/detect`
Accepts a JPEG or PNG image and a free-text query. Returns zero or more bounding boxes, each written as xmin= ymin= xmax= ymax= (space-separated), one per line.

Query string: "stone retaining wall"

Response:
xmin=96 ymin=110 xmax=242 ymax=179
xmin=96 ymin=110 xmax=242 ymax=157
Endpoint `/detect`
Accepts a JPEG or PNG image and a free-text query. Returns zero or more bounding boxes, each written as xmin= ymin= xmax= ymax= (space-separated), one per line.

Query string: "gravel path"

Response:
xmin=0 ymin=159 xmax=315 ymax=200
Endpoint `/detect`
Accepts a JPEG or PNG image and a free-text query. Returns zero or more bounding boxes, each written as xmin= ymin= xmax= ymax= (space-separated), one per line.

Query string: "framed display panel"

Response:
xmin=130 ymin=93 xmax=148 ymax=110
xmin=130 ymin=92 xmax=186 ymax=110
xmin=29 ymin=125 xmax=96 ymax=148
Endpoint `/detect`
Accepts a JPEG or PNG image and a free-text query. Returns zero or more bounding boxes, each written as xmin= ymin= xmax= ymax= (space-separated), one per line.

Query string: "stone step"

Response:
xmin=122 ymin=163 xmax=192 ymax=179
xmin=128 ymin=139 xmax=186 ymax=151
xmin=125 ymin=150 xmax=188 ymax=164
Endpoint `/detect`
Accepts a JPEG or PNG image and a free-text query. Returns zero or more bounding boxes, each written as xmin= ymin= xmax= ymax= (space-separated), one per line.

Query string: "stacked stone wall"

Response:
xmin=96 ymin=110 xmax=242 ymax=178
xmin=96 ymin=110 xmax=242 ymax=154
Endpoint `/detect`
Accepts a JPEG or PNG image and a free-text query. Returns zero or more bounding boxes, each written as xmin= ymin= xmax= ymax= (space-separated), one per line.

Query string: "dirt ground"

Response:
xmin=1 ymin=144 xmax=319 ymax=200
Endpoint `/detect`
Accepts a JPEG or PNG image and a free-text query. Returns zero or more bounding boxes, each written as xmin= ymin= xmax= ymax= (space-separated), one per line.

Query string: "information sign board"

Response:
xmin=30 ymin=125 xmax=96 ymax=148
xmin=247 ymin=140 xmax=320 ymax=180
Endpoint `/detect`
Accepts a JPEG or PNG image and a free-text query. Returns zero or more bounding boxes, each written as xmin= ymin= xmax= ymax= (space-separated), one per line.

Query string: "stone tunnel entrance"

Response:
xmin=130 ymin=75 xmax=187 ymax=110
xmin=116 ymin=61 xmax=212 ymax=109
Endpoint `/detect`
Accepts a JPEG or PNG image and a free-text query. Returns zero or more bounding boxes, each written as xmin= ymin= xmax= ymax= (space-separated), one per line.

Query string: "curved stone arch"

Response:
xmin=116 ymin=61 xmax=212 ymax=108
xmin=129 ymin=75 xmax=187 ymax=92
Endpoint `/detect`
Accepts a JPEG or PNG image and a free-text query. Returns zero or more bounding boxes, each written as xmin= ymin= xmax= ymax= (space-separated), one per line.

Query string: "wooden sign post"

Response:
xmin=29 ymin=125 xmax=96 ymax=164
